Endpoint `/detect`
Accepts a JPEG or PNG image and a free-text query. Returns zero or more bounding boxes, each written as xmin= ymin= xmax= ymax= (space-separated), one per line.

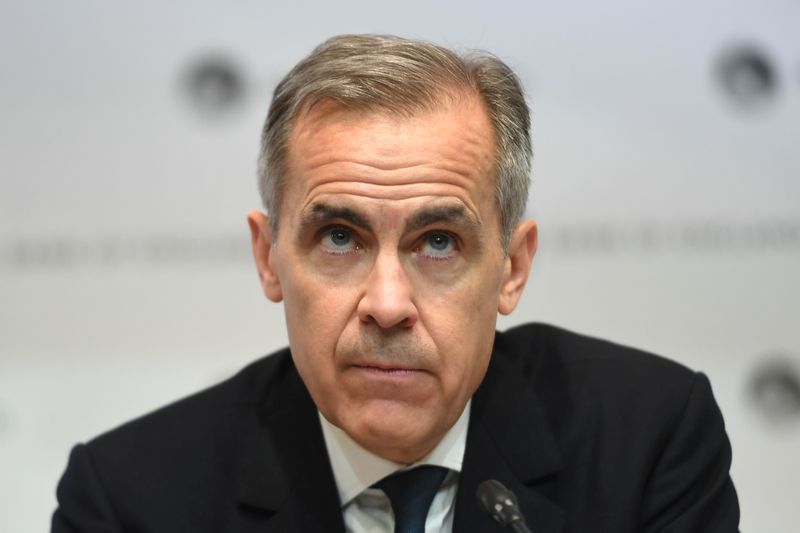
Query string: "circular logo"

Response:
xmin=749 ymin=354 xmax=800 ymax=426
xmin=182 ymin=54 xmax=246 ymax=119
xmin=715 ymin=43 xmax=779 ymax=111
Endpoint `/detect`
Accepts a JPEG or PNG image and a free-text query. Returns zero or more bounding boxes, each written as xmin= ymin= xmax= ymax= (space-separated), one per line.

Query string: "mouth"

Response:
xmin=350 ymin=360 xmax=428 ymax=377
xmin=345 ymin=360 xmax=434 ymax=397
xmin=356 ymin=365 xmax=423 ymax=376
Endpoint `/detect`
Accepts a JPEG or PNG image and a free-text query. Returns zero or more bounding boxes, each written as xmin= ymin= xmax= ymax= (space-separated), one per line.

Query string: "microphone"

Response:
xmin=476 ymin=479 xmax=534 ymax=533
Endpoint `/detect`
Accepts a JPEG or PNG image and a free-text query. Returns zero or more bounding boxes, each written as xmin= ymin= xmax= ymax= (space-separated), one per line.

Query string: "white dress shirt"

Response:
xmin=318 ymin=401 xmax=471 ymax=533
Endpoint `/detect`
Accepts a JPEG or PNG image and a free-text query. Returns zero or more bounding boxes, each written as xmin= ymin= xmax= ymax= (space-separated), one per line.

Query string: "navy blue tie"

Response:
xmin=375 ymin=465 xmax=449 ymax=533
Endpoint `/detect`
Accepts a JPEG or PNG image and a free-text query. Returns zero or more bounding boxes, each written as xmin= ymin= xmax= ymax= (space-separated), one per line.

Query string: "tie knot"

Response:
xmin=375 ymin=465 xmax=449 ymax=533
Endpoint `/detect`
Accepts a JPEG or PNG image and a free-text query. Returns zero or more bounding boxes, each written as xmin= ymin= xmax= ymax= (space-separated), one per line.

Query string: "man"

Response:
xmin=52 ymin=35 xmax=739 ymax=532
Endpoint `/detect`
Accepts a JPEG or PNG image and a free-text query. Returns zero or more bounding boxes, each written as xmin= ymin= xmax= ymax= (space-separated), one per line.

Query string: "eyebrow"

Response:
xmin=299 ymin=203 xmax=374 ymax=235
xmin=404 ymin=204 xmax=481 ymax=234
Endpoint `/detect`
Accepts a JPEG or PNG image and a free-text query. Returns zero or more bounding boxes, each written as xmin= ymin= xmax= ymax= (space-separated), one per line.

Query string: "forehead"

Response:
xmin=281 ymin=97 xmax=498 ymax=229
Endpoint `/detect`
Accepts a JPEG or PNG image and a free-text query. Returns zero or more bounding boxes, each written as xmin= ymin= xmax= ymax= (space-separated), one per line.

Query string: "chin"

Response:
xmin=351 ymin=404 xmax=438 ymax=463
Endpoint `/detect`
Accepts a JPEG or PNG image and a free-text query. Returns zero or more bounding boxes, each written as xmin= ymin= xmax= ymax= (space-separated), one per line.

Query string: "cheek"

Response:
xmin=422 ymin=265 xmax=502 ymax=332
xmin=280 ymin=273 xmax=356 ymax=373
xmin=422 ymin=276 xmax=499 ymax=386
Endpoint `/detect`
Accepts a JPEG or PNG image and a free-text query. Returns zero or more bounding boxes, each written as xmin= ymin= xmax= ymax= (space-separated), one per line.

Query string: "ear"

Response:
xmin=247 ymin=210 xmax=283 ymax=302
xmin=498 ymin=219 xmax=538 ymax=315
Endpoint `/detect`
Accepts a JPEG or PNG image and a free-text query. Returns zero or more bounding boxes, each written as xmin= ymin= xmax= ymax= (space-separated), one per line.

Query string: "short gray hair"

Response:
xmin=258 ymin=34 xmax=532 ymax=251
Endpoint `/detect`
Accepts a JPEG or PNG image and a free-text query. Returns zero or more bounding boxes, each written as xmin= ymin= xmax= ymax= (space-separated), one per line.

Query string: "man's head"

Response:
xmin=258 ymin=34 xmax=532 ymax=252
xmin=248 ymin=34 xmax=537 ymax=464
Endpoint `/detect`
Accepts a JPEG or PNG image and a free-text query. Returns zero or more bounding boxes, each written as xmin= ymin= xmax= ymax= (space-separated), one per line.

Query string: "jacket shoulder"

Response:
xmin=54 ymin=348 xmax=301 ymax=531
xmin=491 ymin=323 xmax=739 ymax=531
xmin=496 ymin=322 xmax=697 ymax=392
xmin=493 ymin=323 xmax=706 ymax=453
xmin=88 ymin=348 xmax=295 ymax=451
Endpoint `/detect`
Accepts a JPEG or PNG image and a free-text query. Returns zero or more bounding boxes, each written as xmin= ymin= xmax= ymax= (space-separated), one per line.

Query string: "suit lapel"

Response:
xmin=236 ymin=356 xmax=346 ymax=533
xmin=454 ymin=338 xmax=565 ymax=533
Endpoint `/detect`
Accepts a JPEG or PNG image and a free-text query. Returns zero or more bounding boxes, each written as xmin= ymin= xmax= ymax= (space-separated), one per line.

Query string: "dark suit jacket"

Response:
xmin=52 ymin=324 xmax=739 ymax=532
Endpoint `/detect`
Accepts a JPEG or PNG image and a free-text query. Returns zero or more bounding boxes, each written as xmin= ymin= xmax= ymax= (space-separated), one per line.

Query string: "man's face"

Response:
xmin=249 ymin=95 xmax=536 ymax=463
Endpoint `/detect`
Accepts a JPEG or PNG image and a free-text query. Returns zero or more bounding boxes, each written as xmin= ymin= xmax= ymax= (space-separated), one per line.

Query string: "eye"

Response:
xmin=416 ymin=231 xmax=458 ymax=260
xmin=320 ymin=226 xmax=360 ymax=255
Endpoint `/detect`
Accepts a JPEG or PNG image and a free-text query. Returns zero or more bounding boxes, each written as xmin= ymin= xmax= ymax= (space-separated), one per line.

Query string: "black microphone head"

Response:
xmin=476 ymin=479 xmax=526 ymax=527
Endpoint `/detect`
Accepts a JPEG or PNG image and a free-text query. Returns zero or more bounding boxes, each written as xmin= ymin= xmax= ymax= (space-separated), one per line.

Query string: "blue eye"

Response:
xmin=428 ymin=233 xmax=451 ymax=251
xmin=321 ymin=227 xmax=358 ymax=254
xmin=418 ymin=232 xmax=457 ymax=259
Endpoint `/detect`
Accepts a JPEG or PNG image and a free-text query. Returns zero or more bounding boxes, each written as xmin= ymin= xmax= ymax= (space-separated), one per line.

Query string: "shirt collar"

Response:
xmin=319 ymin=400 xmax=471 ymax=507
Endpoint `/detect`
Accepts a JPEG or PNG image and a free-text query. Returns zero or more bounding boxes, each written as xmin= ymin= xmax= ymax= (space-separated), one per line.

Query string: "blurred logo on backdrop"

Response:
xmin=749 ymin=355 xmax=800 ymax=426
xmin=715 ymin=42 xmax=780 ymax=112
xmin=181 ymin=53 xmax=247 ymax=120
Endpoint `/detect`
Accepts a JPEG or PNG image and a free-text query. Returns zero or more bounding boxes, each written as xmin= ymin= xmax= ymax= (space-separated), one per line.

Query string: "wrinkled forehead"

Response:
xmin=285 ymin=95 xmax=497 ymax=189
xmin=285 ymin=91 xmax=498 ymax=178
xmin=276 ymin=95 xmax=503 ymax=245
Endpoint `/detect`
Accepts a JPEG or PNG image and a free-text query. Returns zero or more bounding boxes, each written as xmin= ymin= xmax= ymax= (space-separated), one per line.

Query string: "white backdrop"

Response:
xmin=1 ymin=1 xmax=799 ymax=531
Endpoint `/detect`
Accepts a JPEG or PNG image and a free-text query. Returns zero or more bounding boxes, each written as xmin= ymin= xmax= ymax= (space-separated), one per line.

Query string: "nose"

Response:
xmin=357 ymin=251 xmax=418 ymax=329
